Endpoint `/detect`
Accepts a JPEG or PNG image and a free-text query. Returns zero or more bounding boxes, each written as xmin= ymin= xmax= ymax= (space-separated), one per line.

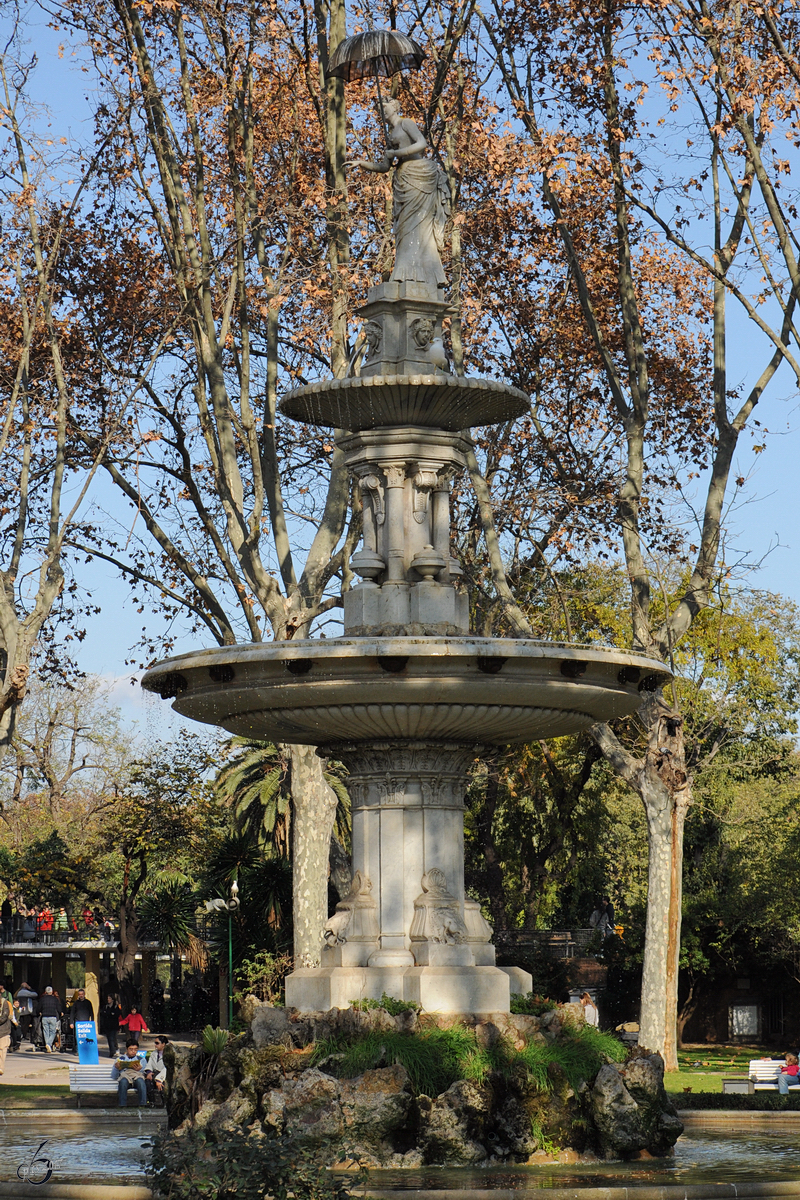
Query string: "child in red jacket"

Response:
xmin=119 ymin=1006 xmax=149 ymax=1044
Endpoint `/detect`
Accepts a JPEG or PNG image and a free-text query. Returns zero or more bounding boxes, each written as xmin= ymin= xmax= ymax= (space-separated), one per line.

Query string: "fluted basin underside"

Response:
xmin=279 ymin=373 xmax=529 ymax=431
xmin=141 ymin=637 xmax=670 ymax=746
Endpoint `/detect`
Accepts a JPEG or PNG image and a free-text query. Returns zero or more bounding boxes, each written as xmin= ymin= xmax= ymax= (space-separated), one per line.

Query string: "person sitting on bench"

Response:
xmin=778 ymin=1052 xmax=800 ymax=1095
xmin=111 ymin=1039 xmax=147 ymax=1107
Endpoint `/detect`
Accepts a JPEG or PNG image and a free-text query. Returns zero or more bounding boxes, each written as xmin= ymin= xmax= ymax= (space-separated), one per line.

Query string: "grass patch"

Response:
xmin=663 ymin=1071 xmax=722 ymax=1094
xmin=677 ymin=1047 xmax=764 ymax=1072
xmin=312 ymin=1025 xmax=492 ymax=1095
xmin=516 ymin=1027 xmax=624 ymax=1093
xmin=0 ymin=1084 xmax=74 ymax=1108
xmin=312 ymin=1019 xmax=624 ymax=1098
xmin=664 ymin=1046 xmax=781 ymax=1094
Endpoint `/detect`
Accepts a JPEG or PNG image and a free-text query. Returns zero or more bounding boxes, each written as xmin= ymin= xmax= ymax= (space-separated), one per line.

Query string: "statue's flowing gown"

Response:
xmin=391 ymin=157 xmax=450 ymax=296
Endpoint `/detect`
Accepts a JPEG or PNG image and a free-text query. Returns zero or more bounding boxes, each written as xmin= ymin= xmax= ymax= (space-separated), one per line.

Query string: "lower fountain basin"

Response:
xmin=141 ymin=637 xmax=669 ymax=746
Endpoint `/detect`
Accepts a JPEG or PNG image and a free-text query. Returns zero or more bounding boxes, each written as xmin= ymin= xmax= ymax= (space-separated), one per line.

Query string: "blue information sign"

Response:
xmin=75 ymin=1020 xmax=99 ymax=1065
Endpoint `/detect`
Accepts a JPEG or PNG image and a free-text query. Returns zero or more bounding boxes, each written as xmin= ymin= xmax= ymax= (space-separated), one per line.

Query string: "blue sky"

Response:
xmin=17 ymin=11 xmax=800 ymax=731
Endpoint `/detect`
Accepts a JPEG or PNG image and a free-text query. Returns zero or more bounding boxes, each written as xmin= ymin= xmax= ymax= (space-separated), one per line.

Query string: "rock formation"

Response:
xmin=164 ymin=1001 xmax=683 ymax=1168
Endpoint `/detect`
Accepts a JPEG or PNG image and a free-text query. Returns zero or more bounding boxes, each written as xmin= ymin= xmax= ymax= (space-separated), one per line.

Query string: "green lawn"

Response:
xmin=0 ymin=1084 xmax=74 ymax=1108
xmin=677 ymin=1047 xmax=756 ymax=1072
xmin=664 ymin=1070 xmax=723 ymax=1093
xmin=662 ymin=1046 xmax=770 ymax=1094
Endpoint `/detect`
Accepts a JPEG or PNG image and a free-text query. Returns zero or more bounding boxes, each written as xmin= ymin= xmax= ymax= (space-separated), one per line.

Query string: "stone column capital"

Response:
xmin=381 ymin=462 xmax=408 ymax=489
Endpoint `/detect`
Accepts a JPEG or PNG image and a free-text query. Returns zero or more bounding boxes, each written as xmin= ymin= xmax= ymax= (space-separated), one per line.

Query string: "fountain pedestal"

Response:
xmin=285 ymin=739 xmax=528 ymax=1013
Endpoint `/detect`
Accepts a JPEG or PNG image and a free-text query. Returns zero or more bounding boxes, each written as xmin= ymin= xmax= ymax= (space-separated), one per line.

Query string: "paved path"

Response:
xmin=1 ymin=1045 xmax=73 ymax=1085
xmin=2 ymin=1036 xmax=194 ymax=1086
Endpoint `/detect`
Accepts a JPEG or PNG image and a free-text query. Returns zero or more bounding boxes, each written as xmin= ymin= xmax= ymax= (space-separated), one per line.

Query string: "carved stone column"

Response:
xmin=325 ymin=741 xmax=477 ymax=967
xmin=381 ymin=463 xmax=408 ymax=583
xmin=339 ymin=428 xmax=472 ymax=636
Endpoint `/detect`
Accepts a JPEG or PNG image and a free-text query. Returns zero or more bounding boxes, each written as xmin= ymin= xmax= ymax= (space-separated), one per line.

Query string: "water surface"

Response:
xmin=358 ymin=1129 xmax=800 ymax=1190
xmin=0 ymin=1123 xmax=151 ymax=1181
xmin=1 ymin=1123 xmax=799 ymax=1188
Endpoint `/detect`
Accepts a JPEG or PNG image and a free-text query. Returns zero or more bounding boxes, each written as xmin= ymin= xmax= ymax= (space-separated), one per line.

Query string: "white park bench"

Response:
xmin=69 ymin=1064 xmax=122 ymax=1106
xmin=749 ymin=1059 xmax=800 ymax=1090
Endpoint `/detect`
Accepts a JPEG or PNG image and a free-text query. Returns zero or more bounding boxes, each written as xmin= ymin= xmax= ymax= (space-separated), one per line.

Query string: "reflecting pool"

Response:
xmin=0 ymin=1122 xmax=153 ymax=1182
xmin=355 ymin=1127 xmax=800 ymax=1191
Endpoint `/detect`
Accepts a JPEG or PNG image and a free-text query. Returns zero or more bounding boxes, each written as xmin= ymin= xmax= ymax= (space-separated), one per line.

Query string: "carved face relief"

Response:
xmin=411 ymin=317 xmax=435 ymax=350
xmin=322 ymin=907 xmax=353 ymax=945
xmin=364 ymin=321 xmax=382 ymax=360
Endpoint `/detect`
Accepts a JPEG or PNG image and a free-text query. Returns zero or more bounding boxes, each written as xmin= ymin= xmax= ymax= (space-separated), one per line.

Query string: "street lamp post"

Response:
xmin=203 ymin=880 xmax=240 ymax=1028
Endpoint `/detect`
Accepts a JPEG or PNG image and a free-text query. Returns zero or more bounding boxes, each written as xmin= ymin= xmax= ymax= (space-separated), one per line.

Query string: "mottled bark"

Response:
xmin=591 ymin=693 xmax=689 ymax=1067
xmin=289 ymin=744 xmax=339 ymax=967
xmin=637 ymin=769 xmax=672 ymax=1055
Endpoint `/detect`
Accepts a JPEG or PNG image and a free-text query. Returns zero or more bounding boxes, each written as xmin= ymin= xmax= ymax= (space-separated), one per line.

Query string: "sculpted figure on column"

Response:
xmin=350 ymin=98 xmax=450 ymax=296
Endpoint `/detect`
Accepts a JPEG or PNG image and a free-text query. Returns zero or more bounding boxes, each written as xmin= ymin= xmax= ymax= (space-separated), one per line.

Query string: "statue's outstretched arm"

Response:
xmin=348 ymin=155 xmax=393 ymax=173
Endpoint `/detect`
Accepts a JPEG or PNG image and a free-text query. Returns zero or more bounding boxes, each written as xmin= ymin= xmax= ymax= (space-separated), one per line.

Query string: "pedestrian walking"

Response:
xmin=15 ymin=981 xmax=38 ymax=1042
xmin=99 ymin=995 xmax=122 ymax=1058
xmin=37 ymin=987 xmax=64 ymax=1053
xmin=69 ymin=987 xmax=95 ymax=1029
xmin=0 ymin=990 xmax=12 ymax=1074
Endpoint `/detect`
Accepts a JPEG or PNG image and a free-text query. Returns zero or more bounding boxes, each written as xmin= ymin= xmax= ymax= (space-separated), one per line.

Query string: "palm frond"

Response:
xmin=213 ymin=739 xmax=350 ymax=859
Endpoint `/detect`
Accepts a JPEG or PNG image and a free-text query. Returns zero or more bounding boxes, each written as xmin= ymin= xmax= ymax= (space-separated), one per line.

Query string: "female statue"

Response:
xmin=350 ymin=99 xmax=450 ymax=297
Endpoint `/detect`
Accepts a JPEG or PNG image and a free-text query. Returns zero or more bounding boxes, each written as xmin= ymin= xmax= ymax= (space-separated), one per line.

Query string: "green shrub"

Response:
xmin=676 ymin=1092 xmax=800 ymax=1110
xmin=348 ymin=992 xmax=420 ymax=1016
xmin=510 ymin=993 xmax=558 ymax=1015
xmin=234 ymin=950 xmax=293 ymax=1005
xmin=201 ymin=1025 xmax=229 ymax=1055
xmin=148 ymin=1125 xmax=359 ymax=1199
xmin=313 ymin=1024 xmax=491 ymax=1095
xmin=312 ymin=1017 xmax=621 ymax=1098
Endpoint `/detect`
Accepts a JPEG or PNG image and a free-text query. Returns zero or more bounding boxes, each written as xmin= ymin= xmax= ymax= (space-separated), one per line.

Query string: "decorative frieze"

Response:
xmin=328 ymin=742 xmax=478 ymax=812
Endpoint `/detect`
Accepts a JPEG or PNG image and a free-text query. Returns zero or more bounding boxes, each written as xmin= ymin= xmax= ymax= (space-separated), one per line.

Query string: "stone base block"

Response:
xmin=411 ymin=942 xmax=474 ymax=967
xmin=285 ymin=966 xmax=409 ymax=1012
xmin=285 ymin=964 xmax=515 ymax=1013
xmin=343 ymin=583 xmax=382 ymax=630
xmin=409 ymin=581 xmax=468 ymax=632
xmin=498 ymin=965 xmax=534 ymax=997
xmin=320 ymin=941 xmax=377 ymax=968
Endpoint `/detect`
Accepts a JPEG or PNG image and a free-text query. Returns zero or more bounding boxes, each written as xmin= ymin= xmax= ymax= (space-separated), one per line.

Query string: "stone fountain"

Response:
xmin=142 ymin=95 xmax=669 ymax=1014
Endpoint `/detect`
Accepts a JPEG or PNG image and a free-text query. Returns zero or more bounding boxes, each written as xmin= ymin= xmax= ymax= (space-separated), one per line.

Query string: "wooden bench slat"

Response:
xmin=748 ymin=1059 xmax=800 ymax=1089
xmin=69 ymin=1066 xmax=126 ymax=1093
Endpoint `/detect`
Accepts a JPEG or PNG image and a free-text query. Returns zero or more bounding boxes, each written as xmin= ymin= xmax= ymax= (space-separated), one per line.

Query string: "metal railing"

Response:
xmin=493 ymin=928 xmax=597 ymax=960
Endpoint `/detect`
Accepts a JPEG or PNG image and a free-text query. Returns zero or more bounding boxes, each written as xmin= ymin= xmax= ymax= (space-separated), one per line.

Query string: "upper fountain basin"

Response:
xmin=141 ymin=637 xmax=670 ymax=746
xmin=279 ymin=374 xmax=529 ymax=432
